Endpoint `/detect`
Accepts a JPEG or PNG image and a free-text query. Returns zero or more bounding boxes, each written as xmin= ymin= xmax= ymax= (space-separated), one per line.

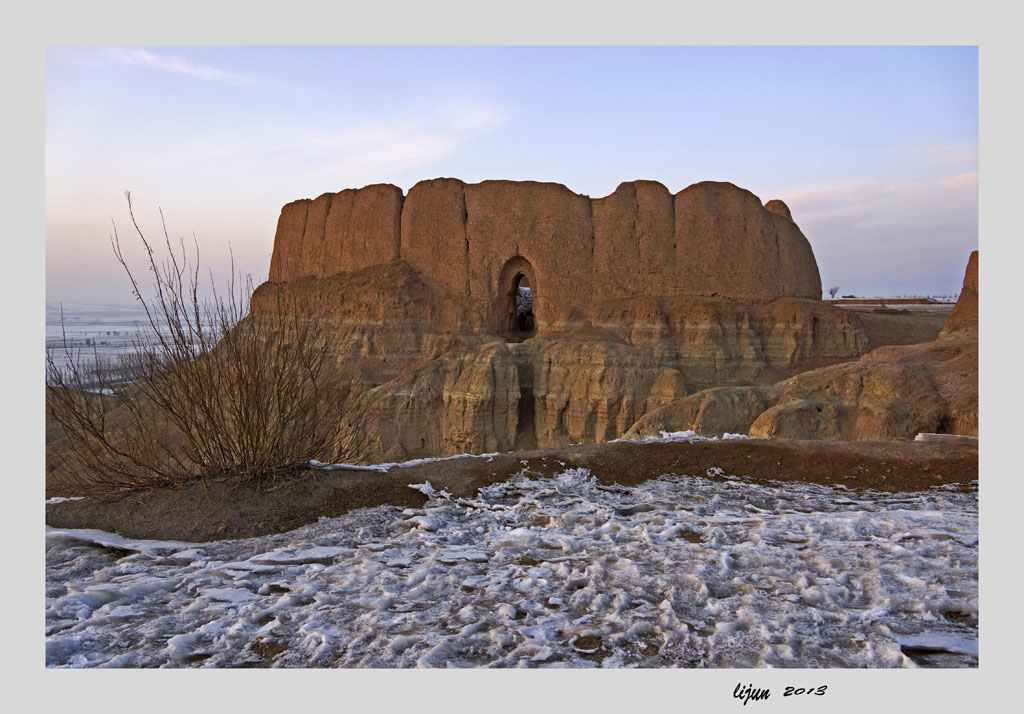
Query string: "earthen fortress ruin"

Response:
xmin=253 ymin=178 xmax=974 ymax=464
xmin=268 ymin=179 xmax=821 ymax=337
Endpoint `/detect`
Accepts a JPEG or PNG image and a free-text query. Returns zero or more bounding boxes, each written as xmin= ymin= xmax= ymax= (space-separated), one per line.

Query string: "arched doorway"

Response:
xmin=492 ymin=256 xmax=538 ymax=342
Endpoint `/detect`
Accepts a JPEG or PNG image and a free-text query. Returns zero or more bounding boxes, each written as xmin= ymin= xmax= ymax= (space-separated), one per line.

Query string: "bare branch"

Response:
xmin=47 ymin=196 xmax=346 ymax=493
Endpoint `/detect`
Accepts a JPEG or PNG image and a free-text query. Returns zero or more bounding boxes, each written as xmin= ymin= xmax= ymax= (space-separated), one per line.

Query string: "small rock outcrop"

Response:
xmin=941 ymin=250 xmax=978 ymax=336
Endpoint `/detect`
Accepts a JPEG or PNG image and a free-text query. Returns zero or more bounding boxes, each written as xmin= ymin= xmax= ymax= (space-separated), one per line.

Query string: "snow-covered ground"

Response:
xmin=45 ymin=467 xmax=977 ymax=668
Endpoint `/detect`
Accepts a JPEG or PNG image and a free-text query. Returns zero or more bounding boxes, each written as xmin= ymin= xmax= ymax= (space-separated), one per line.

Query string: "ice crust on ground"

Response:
xmin=615 ymin=430 xmax=749 ymax=444
xmin=46 ymin=468 xmax=977 ymax=668
xmin=308 ymin=451 xmax=502 ymax=473
xmin=306 ymin=432 xmax=746 ymax=474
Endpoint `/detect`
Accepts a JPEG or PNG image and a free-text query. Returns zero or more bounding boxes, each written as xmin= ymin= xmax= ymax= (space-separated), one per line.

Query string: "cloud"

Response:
xmin=775 ymin=180 xmax=893 ymax=216
xmin=936 ymin=171 xmax=979 ymax=191
xmin=436 ymin=101 xmax=507 ymax=132
xmin=45 ymin=95 xmax=510 ymax=303
xmin=125 ymin=99 xmax=507 ymax=192
xmin=772 ymin=171 xmax=977 ymax=295
xmin=102 ymin=48 xmax=255 ymax=86
xmin=777 ymin=172 xmax=977 ymax=233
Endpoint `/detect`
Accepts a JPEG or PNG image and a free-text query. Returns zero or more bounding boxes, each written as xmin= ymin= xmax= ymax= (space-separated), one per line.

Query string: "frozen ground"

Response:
xmin=46 ymin=467 xmax=977 ymax=668
xmin=45 ymin=302 xmax=156 ymax=387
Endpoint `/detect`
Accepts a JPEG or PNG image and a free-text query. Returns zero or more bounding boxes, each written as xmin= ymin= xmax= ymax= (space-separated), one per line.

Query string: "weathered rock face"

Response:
xmin=625 ymin=387 xmax=772 ymax=438
xmin=749 ymin=350 xmax=953 ymax=441
xmin=269 ymin=184 xmax=403 ymax=281
xmin=590 ymin=296 xmax=867 ymax=387
xmin=268 ymin=178 xmax=822 ymax=334
xmin=334 ymin=342 xmax=521 ymax=464
xmin=626 ymin=252 xmax=979 ymax=442
xmin=252 ymin=261 xmax=484 ymax=390
xmin=251 ymin=261 xmax=869 ymax=462
xmin=524 ymin=339 xmax=688 ymax=448
xmin=941 ymin=250 xmax=978 ymax=336
xmin=329 ymin=336 xmax=690 ymax=463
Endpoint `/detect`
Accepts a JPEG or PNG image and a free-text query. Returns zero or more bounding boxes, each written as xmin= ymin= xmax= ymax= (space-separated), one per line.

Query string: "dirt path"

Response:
xmin=45 ymin=438 xmax=978 ymax=542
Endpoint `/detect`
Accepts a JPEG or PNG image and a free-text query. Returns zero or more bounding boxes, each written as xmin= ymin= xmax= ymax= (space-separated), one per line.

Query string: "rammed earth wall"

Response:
xmin=268 ymin=179 xmax=823 ymax=332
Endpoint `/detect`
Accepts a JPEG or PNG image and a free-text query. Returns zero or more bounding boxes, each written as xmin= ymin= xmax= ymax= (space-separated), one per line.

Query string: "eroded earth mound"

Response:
xmin=626 ymin=251 xmax=978 ymax=442
xmin=248 ymin=179 xmax=975 ymax=461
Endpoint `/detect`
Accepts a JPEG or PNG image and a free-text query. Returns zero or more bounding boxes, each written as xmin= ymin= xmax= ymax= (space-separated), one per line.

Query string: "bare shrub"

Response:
xmin=46 ymin=193 xmax=345 ymax=492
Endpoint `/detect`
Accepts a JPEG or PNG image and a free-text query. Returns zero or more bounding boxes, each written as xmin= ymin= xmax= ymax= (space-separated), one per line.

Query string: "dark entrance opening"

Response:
xmin=513 ymin=274 xmax=534 ymax=337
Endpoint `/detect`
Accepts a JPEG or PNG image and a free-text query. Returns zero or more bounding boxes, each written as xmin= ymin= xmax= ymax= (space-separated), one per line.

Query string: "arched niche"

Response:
xmin=491 ymin=256 xmax=538 ymax=342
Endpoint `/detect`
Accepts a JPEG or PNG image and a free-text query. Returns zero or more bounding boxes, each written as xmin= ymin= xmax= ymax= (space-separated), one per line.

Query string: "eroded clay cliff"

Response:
xmin=250 ymin=267 xmax=869 ymax=461
xmin=625 ymin=252 xmax=978 ymax=442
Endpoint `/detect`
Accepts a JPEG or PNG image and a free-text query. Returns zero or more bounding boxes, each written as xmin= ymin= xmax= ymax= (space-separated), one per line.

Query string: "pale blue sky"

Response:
xmin=46 ymin=46 xmax=978 ymax=303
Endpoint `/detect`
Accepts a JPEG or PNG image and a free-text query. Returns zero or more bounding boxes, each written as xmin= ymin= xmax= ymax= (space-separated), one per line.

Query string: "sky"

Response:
xmin=45 ymin=45 xmax=978 ymax=304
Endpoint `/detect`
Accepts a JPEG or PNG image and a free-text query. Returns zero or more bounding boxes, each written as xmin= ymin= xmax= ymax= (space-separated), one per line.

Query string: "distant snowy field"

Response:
xmin=45 ymin=303 xmax=153 ymax=383
xmin=46 ymin=467 xmax=977 ymax=668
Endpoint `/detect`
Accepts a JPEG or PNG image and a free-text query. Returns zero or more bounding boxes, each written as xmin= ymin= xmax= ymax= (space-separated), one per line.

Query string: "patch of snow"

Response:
xmin=310 ymin=451 xmax=502 ymax=473
xmin=46 ymin=528 xmax=199 ymax=557
xmin=46 ymin=496 xmax=85 ymax=505
xmin=614 ymin=430 xmax=750 ymax=445
xmin=408 ymin=482 xmax=451 ymax=499
xmin=915 ymin=433 xmax=978 ymax=444
xmin=658 ymin=430 xmax=697 ymax=440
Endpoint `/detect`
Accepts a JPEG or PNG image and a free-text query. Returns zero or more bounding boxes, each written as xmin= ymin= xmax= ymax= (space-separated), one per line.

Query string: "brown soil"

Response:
xmin=45 ymin=438 xmax=977 ymax=543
